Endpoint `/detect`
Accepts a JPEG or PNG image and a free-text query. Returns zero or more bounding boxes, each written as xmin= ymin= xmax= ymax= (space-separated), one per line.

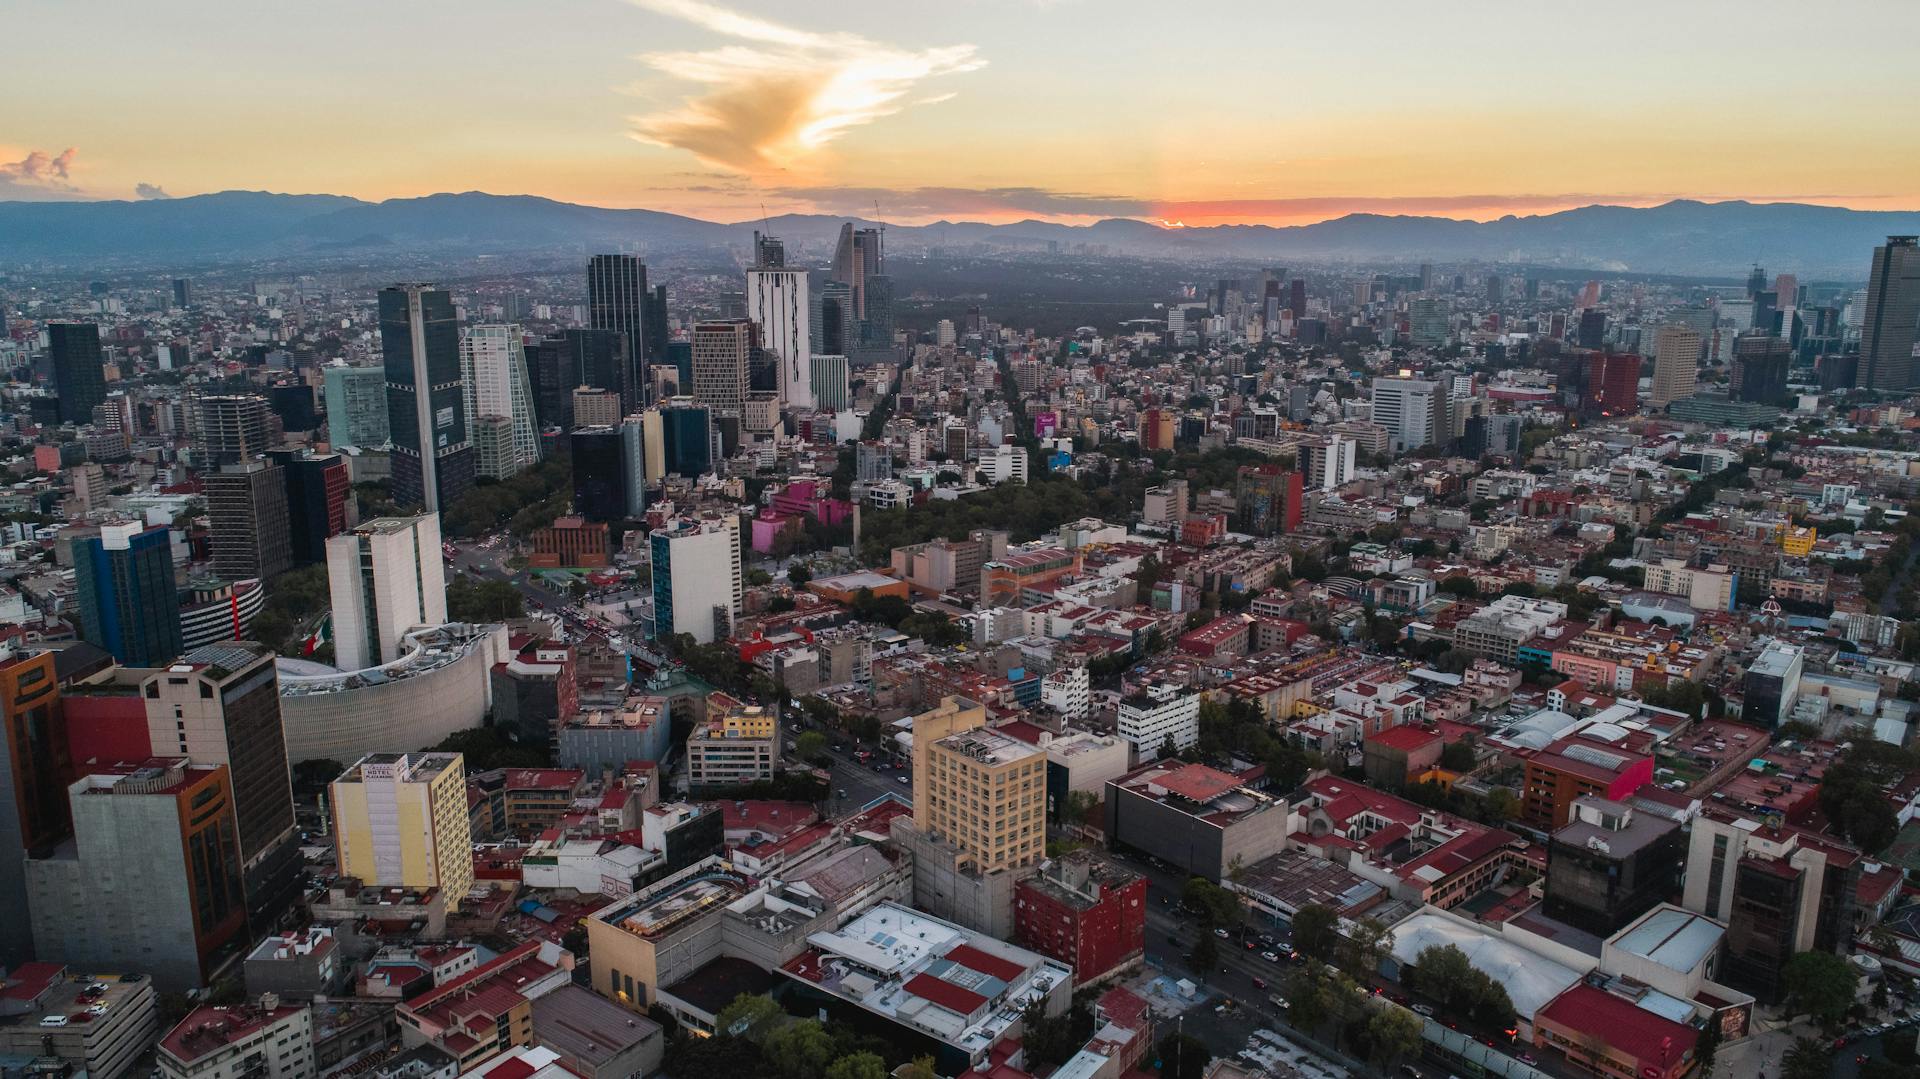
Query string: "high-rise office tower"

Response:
xmin=172 ymin=278 xmax=194 ymax=308
xmin=322 ymin=364 xmax=390 ymax=449
xmin=72 ymin=521 xmax=184 ymax=665
xmin=1860 ymin=237 xmax=1920 ymax=390
xmin=587 ymin=255 xmax=647 ymax=411
xmin=0 ymin=648 xmax=72 ymax=966
xmin=1576 ymin=309 xmax=1608 ymax=349
xmin=570 ymin=427 xmax=631 ymax=523
xmin=644 ymin=284 xmax=669 ymax=363
xmin=572 ymin=388 xmax=622 ymax=428
xmin=812 ymin=354 xmax=851 ymax=412
xmin=746 ymin=245 xmax=812 ymax=409
xmin=459 ymin=324 xmax=540 ymax=479
xmin=1486 ymin=275 xmax=1505 ymax=304
xmin=752 ymin=230 xmax=785 ymax=269
xmin=27 ymin=759 xmax=246 ymax=990
xmin=266 ymin=448 xmax=350 ymax=566
xmin=525 ymin=334 xmax=575 ymax=432
xmin=1575 ymin=351 xmax=1642 ymax=417
xmin=48 ymin=322 xmax=107 ymax=425
xmin=649 ymin=516 xmax=741 ymax=644
xmin=197 ymin=394 xmax=272 ymax=466
xmin=329 ymin=752 xmax=475 ymax=908
xmin=380 ymin=284 xmax=472 ymax=513
xmin=1649 ymin=325 xmax=1702 ymax=407
xmin=1233 ymin=464 xmax=1305 ymax=536
xmin=1370 ymin=376 xmax=1448 ymax=452
xmin=861 ymin=273 xmax=896 ymax=350
xmin=1746 ymin=264 xmax=1768 ymax=299
xmin=141 ymin=642 xmax=300 ymax=932
xmin=690 ymin=319 xmax=754 ymax=416
xmin=1407 ymin=298 xmax=1448 ymax=347
xmin=659 ymin=398 xmax=713 ymax=478
xmin=1288 ymin=279 xmax=1307 ymax=321
xmin=1732 ymin=334 xmax=1793 ymax=405
xmin=325 ymin=514 xmax=448 ymax=671
xmin=205 ymin=460 xmax=293 ymax=581
xmin=831 ymin=224 xmax=884 ymax=319
xmin=814 ymin=280 xmax=854 ymax=356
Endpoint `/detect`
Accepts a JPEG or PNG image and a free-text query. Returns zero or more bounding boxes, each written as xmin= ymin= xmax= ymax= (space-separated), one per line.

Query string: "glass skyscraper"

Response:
xmin=379 ymin=284 xmax=472 ymax=512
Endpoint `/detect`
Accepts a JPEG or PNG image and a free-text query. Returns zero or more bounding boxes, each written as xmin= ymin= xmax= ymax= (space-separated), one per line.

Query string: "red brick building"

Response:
xmin=1013 ymin=854 xmax=1146 ymax=986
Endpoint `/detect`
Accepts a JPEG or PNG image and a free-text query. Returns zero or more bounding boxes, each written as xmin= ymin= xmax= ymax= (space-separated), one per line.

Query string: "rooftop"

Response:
xmin=1537 ymin=984 xmax=1698 ymax=1066
xmin=1608 ymin=904 xmax=1725 ymax=974
xmin=160 ymin=1002 xmax=306 ymax=1065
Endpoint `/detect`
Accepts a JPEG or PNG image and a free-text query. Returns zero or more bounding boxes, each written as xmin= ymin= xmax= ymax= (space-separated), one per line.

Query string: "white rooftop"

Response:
xmin=1389 ymin=911 xmax=1584 ymax=1019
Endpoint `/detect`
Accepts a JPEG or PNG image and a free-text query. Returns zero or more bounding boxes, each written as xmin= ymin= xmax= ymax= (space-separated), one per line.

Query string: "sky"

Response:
xmin=5 ymin=0 xmax=1919 ymax=226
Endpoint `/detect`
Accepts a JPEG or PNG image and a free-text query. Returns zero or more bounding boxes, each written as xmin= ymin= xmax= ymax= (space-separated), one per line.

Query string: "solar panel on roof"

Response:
xmin=1562 ymin=744 xmax=1628 ymax=771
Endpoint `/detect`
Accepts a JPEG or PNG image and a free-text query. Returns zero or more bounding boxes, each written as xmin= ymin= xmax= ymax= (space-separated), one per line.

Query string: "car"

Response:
xmin=1252 ymin=977 xmax=1268 ymax=990
xmin=896 ymin=776 xmax=908 ymax=784
xmin=1269 ymin=994 xmax=1290 ymax=1011
xmin=1244 ymin=940 xmax=1258 ymax=950
xmin=1870 ymin=1025 xmax=1887 ymax=1035
xmin=1835 ymin=1038 xmax=1849 ymax=1049
xmin=39 ymin=1016 xmax=67 ymax=1028
xmin=1858 ymin=1055 xmax=1870 ymax=1065
xmin=1214 ymin=928 xmax=1230 ymax=939
xmin=1517 ymin=1054 xmax=1537 ymax=1066
xmin=1412 ymin=1004 xmax=1435 ymax=1017
xmin=837 ymin=788 xmax=847 ymax=797
xmin=1261 ymin=951 xmax=1281 ymax=963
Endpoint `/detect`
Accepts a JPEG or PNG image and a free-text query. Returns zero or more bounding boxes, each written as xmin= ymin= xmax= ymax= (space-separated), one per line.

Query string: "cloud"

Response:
xmin=0 ymin=147 xmax=80 ymax=195
xmin=135 ymin=182 xmax=172 ymax=200
xmin=623 ymin=0 xmax=983 ymax=173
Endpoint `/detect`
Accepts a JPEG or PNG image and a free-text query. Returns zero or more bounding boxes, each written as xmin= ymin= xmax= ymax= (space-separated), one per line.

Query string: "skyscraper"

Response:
xmin=746 ymin=244 xmax=812 ymax=409
xmin=1649 ymin=325 xmax=1702 ymax=407
xmin=27 ymin=759 xmax=246 ymax=990
xmin=380 ymin=284 xmax=473 ymax=513
xmin=72 ymin=521 xmax=184 ymax=665
xmin=266 ymin=448 xmax=350 ymax=566
xmin=197 ymin=394 xmax=272 ymax=466
xmin=322 ymin=364 xmax=390 ymax=449
xmin=204 ymin=460 xmax=293 ymax=581
xmin=329 ymin=752 xmax=475 ymax=908
xmin=0 ymin=648 xmax=71 ymax=965
xmin=325 ymin=514 xmax=449 ymax=671
xmin=644 ymin=284 xmax=669 ymax=363
xmin=570 ymin=427 xmax=630 ymax=523
xmin=812 ymin=353 xmax=850 ymax=412
xmin=1407 ymin=298 xmax=1448 ymax=347
xmin=690 ymin=319 xmax=754 ymax=416
xmin=141 ymin=641 xmax=300 ymax=932
xmin=48 ymin=322 xmax=107 ymax=425
xmin=650 ymin=516 xmax=741 ymax=644
xmin=1860 ymin=236 xmax=1920 ymax=391
xmin=814 ymin=280 xmax=854 ymax=356
xmin=1576 ymin=309 xmax=1608 ymax=350
xmin=459 ymin=324 xmax=540 ymax=478
xmin=587 ymin=255 xmax=647 ymax=410
xmin=172 ymin=278 xmax=194 ymax=308
xmin=659 ymin=398 xmax=713 ymax=478
xmin=831 ymin=224 xmax=883 ymax=318
xmin=1732 ymin=333 xmax=1792 ymax=405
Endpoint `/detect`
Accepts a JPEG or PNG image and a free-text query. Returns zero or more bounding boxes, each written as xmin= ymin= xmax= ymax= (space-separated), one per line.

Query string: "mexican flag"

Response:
xmin=303 ymin=614 xmax=331 ymax=655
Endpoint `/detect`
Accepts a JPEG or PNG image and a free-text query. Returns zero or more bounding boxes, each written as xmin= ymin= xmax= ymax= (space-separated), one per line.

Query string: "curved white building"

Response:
xmin=277 ymin=622 xmax=510 ymax=764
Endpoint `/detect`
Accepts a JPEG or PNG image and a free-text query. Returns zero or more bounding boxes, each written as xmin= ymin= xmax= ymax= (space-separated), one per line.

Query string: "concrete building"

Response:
xmin=326 ymin=514 xmax=449 ymax=672
xmin=205 ymin=460 xmax=293 ymax=581
xmin=775 ymin=901 xmax=1071 ymax=1075
xmin=397 ymin=941 xmax=573 ymax=1071
xmin=1648 ymin=324 xmax=1701 ymax=407
xmin=649 ymin=516 xmax=741 ymax=644
xmin=158 ymin=999 xmax=315 ymax=1079
xmin=690 ymin=319 xmax=753 ymax=416
xmin=330 ymin=753 xmax=475 ymax=911
xmin=918 ymin=712 xmax=1046 ymax=875
xmin=1116 ymin=682 xmax=1200 ymax=761
xmin=1742 ymin=639 xmax=1804 ymax=728
xmin=143 ymin=642 xmax=300 ymax=929
xmin=71 ymin=521 xmax=184 ymax=668
xmin=1543 ymin=796 xmax=1685 ymax=937
xmin=278 ymin=623 xmax=511 ymax=763
xmin=323 ymin=363 xmax=390 ymax=450
xmin=1642 ymin=559 xmax=1736 ymax=612
xmin=244 ymin=927 xmax=345 ymax=1000
xmin=27 ymin=760 xmax=247 ymax=990
xmin=685 ymin=704 xmax=779 ymax=790
xmin=1104 ymin=761 xmax=1288 ymax=882
xmin=196 ymin=394 xmax=272 ymax=467
xmin=1452 ymin=596 xmax=1569 ymax=665
xmin=1370 ymin=376 xmax=1448 ymax=453
xmin=746 ymin=263 xmax=811 ymax=408
xmin=380 ymin=284 xmax=473 ymax=513
xmin=0 ymin=649 xmax=70 ymax=966
xmin=0 ymin=963 xmax=158 ymax=1079
xmin=558 ymin=696 xmax=672 ymax=776
xmin=529 ymin=985 xmax=664 ymax=1079
xmin=1013 ymin=853 xmax=1146 ymax=986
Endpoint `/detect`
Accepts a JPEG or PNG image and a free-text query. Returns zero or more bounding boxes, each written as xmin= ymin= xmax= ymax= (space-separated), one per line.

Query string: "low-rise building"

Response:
xmin=557 ymin=696 xmax=673 ymax=775
xmin=1104 ymin=762 xmax=1289 ymax=882
xmin=1115 ymin=682 xmax=1200 ymax=760
xmin=1543 ymin=796 xmax=1685 ymax=937
xmin=157 ymin=998 xmax=314 ymax=1079
xmin=0 ymin=964 xmax=158 ymax=1079
xmin=685 ymin=704 xmax=780 ymax=790
xmin=396 ymin=941 xmax=573 ymax=1071
xmin=244 ymin=927 xmax=346 ymax=1000
xmin=1013 ymin=853 xmax=1147 ymax=985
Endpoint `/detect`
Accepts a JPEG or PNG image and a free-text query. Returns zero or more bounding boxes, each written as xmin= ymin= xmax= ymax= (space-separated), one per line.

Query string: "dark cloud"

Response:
xmin=135 ymin=182 xmax=172 ymax=200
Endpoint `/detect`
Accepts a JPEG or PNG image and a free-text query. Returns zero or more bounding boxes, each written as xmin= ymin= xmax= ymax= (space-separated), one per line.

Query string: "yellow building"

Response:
xmin=685 ymin=703 xmax=781 ymax=789
xmin=911 ymin=696 xmax=1046 ymax=873
xmin=1779 ymin=525 xmax=1817 ymax=557
xmin=330 ymin=752 xmax=474 ymax=910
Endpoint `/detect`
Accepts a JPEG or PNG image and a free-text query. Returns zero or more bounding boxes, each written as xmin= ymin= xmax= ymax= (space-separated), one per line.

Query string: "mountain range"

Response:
xmin=3 ymin=190 xmax=1916 ymax=278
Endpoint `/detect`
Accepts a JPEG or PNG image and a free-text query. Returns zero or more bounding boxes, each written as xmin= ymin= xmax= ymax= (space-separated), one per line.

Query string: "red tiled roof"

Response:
xmin=904 ymin=973 xmax=989 ymax=1015
xmin=1367 ymin=725 xmax=1441 ymax=752
xmin=1153 ymin=764 xmax=1240 ymax=803
xmin=503 ymin=769 xmax=585 ymax=791
xmin=945 ymin=943 xmax=1025 ymax=983
xmin=1539 ymin=985 xmax=1697 ymax=1067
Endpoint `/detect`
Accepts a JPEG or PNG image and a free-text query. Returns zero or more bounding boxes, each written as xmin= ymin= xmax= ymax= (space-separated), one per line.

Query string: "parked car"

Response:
xmin=1261 ymin=951 xmax=1281 ymax=963
xmin=1412 ymin=1004 xmax=1435 ymax=1017
xmin=1252 ymin=977 xmax=1268 ymax=990
xmin=1214 ymin=928 xmax=1230 ymax=938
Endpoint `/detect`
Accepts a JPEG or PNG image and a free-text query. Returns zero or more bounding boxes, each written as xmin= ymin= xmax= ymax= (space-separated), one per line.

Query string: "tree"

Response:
xmin=714 ymin=994 xmax=784 ymax=1042
xmin=1181 ymin=878 xmax=1243 ymax=928
xmin=1366 ymin=1008 xmax=1424 ymax=1067
xmin=823 ymin=1052 xmax=887 ymax=1079
xmin=1190 ymin=935 xmax=1218 ymax=973
xmin=763 ymin=1021 xmax=837 ymax=1079
xmin=1293 ymin=904 xmax=1339 ymax=964
xmin=447 ymin=577 xmax=528 ymax=622
xmin=1781 ymin=951 xmax=1859 ymax=1029
xmin=1782 ymin=1036 xmax=1834 ymax=1079
xmin=746 ymin=567 xmax=773 ymax=587
xmin=1155 ymin=1033 xmax=1211 ymax=1079
xmin=896 ymin=1059 xmax=938 ymax=1079
xmin=795 ymin=731 xmax=829 ymax=764
xmin=1440 ymin=740 xmax=1477 ymax=772
xmin=1021 ymin=1000 xmax=1095 ymax=1068
xmin=1338 ymin=917 xmax=1395 ymax=980
xmin=788 ymin=563 xmax=812 ymax=587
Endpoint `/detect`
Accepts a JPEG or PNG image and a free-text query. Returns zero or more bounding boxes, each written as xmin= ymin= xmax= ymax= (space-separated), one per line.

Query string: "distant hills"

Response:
xmin=2 ymin=190 xmax=1916 ymax=277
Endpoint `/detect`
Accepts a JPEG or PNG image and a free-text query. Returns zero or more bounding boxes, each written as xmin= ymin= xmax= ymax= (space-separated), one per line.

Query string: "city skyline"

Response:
xmin=5 ymin=0 xmax=1919 ymax=226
